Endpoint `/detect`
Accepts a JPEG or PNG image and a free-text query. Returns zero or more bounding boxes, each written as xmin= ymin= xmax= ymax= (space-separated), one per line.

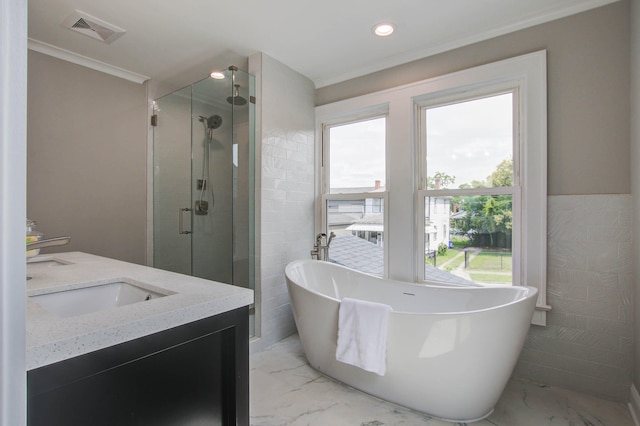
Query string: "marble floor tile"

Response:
xmin=250 ymin=334 xmax=634 ymax=425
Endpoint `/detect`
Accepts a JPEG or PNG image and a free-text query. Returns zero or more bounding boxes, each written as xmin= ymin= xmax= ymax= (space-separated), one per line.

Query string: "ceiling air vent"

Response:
xmin=62 ymin=10 xmax=126 ymax=44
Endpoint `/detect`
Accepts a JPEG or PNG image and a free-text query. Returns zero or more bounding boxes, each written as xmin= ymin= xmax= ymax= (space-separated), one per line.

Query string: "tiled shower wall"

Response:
xmin=251 ymin=53 xmax=316 ymax=352
xmin=515 ymin=194 xmax=633 ymax=401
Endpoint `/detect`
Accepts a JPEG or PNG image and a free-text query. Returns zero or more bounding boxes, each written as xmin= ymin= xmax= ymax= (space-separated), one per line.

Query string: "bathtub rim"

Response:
xmin=285 ymin=259 xmax=538 ymax=316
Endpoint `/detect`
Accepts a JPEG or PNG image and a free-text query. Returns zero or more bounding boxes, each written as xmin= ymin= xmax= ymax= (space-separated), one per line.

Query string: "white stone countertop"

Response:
xmin=26 ymin=252 xmax=254 ymax=371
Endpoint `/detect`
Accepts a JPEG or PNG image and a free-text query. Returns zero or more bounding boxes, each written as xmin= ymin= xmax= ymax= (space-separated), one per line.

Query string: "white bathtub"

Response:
xmin=285 ymin=259 xmax=537 ymax=423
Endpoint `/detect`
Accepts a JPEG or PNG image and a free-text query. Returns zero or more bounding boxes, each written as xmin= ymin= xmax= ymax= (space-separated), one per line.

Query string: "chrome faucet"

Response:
xmin=310 ymin=232 xmax=335 ymax=261
xmin=27 ymin=236 xmax=71 ymax=251
xmin=310 ymin=233 xmax=325 ymax=260
xmin=26 ymin=236 xmax=71 ymax=280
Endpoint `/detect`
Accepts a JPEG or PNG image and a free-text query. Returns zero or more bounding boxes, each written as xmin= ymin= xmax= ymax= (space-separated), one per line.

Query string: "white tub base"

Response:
xmin=285 ymin=260 xmax=537 ymax=423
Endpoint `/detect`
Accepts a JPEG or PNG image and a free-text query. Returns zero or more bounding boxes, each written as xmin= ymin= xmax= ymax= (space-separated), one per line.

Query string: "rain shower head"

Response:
xmin=227 ymin=84 xmax=247 ymax=106
xmin=199 ymin=114 xmax=223 ymax=129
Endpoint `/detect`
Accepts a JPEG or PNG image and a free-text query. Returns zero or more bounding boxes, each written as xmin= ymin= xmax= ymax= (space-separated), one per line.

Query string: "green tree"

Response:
xmin=450 ymin=159 xmax=513 ymax=248
xmin=426 ymin=171 xmax=455 ymax=189
xmin=488 ymin=158 xmax=513 ymax=187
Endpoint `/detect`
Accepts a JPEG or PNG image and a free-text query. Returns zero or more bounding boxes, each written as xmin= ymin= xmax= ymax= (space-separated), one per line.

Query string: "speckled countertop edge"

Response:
xmin=26 ymin=252 xmax=253 ymax=370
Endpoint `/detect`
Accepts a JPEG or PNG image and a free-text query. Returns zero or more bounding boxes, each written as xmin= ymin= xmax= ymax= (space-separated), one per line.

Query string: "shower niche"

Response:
xmin=152 ymin=66 xmax=255 ymax=332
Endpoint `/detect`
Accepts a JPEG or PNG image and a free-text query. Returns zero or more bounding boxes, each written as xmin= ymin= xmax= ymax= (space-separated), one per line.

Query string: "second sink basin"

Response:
xmin=30 ymin=280 xmax=170 ymax=318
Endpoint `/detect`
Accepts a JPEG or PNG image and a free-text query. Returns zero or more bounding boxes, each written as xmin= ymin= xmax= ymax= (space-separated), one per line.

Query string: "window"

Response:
xmin=418 ymin=92 xmax=517 ymax=285
xmin=316 ymin=51 xmax=548 ymax=325
xmin=320 ymin=116 xmax=387 ymax=275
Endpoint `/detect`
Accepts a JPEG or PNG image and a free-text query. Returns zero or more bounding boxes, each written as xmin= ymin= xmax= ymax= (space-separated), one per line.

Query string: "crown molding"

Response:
xmin=313 ymin=0 xmax=620 ymax=88
xmin=28 ymin=38 xmax=149 ymax=84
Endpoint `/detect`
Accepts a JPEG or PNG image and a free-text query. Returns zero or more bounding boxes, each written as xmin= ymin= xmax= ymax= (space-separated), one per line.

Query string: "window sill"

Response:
xmin=532 ymin=304 xmax=551 ymax=326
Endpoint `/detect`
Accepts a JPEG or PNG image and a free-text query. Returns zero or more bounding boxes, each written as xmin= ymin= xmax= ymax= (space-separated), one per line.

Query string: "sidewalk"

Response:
xmin=436 ymin=248 xmax=511 ymax=284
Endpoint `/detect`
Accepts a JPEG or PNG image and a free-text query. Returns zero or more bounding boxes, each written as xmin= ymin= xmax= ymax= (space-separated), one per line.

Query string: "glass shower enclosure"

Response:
xmin=152 ymin=67 xmax=255 ymax=334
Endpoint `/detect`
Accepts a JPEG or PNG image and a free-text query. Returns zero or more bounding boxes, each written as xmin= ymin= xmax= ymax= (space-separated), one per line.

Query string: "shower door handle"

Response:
xmin=179 ymin=208 xmax=192 ymax=234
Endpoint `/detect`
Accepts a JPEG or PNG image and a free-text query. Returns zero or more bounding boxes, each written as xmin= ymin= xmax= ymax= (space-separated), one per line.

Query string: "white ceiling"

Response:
xmin=28 ymin=0 xmax=619 ymax=88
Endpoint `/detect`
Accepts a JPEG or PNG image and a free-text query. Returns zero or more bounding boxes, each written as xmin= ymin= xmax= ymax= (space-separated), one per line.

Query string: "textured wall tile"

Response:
xmin=548 ymin=213 xmax=588 ymax=243
xmin=548 ymin=240 xmax=588 ymax=270
xmin=515 ymin=194 xmax=632 ymax=402
xmin=550 ymin=312 xmax=588 ymax=330
xmin=253 ymin=54 xmax=316 ymax=353
xmin=514 ymin=360 xmax=628 ymax=401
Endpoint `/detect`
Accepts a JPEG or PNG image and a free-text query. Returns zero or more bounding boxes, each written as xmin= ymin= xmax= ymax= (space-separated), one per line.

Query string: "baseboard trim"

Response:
xmin=629 ymin=384 xmax=640 ymax=426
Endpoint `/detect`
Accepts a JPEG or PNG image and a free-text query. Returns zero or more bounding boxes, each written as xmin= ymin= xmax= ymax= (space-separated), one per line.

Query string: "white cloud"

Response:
xmin=327 ymin=93 xmax=513 ymax=190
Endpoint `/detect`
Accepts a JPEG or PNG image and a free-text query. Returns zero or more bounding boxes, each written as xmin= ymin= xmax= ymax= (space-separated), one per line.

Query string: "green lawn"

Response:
xmin=468 ymin=250 xmax=512 ymax=271
xmin=430 ymin=248 xmax=513 ymax=282
xmin=443 ymin=254 xmax=465 ymax=270
xmin=426 ymin=248 xmax=464 ymax=270
xmin=434 ymin=248 xmax=460 ymax=263
xmin=469 ymin=272 xmax=513 ymax=284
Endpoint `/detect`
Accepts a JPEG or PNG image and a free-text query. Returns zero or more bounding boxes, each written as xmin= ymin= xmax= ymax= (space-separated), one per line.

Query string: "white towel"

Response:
xmin=335 ymin=297 xmax=393 ymax=376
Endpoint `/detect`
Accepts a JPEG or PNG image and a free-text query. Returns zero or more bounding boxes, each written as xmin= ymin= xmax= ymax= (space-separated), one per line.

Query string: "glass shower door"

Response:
xmin=152 ymin=68 xmax=255 ymax=295
xmin=189 ymin=76 xmax=234 ymax=283
xmin=153 ymin=86 xmax=192 ymax=275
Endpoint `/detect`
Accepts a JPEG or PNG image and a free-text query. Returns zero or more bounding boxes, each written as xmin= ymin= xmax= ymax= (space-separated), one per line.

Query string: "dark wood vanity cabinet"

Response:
xmin=27 ymin=306 xmax=249 ymax=426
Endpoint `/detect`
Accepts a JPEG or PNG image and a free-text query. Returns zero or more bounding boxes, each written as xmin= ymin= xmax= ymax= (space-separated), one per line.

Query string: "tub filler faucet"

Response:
xmin=311 ymin=232 xmax=335 ymax=261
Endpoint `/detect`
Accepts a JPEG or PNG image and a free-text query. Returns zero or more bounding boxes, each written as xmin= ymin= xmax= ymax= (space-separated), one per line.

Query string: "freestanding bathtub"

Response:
xmin=285 ymin=259 xmax=538 ymax=423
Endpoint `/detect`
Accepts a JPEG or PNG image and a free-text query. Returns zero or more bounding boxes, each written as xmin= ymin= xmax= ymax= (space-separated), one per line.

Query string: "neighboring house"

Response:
xmin=327 ymin=181 xmax=385 ymax=244
xmin=329 ymin=181 xmax=451 ymax=255
xmin=425 ymin=196 xmax=451 ymax=255
xmin=346 ymin=213 xmax=383 ymax=246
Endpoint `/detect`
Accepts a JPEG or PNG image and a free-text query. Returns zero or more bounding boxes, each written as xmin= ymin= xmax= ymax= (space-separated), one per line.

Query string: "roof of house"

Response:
xmin=331 ymin=186 xmax=385 ymax=194
xmin=346 ymin=213 xmax=384 ymax=232
xmin=329 ymin=234 xmax=384 ymax=275
xmin=329 ymin=234 xmax=475 ymax=286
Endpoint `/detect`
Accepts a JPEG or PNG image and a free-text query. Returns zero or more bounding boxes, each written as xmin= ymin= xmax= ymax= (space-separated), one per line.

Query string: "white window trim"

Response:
xmin=316 ymin=51 xmax=549 ymax=325
xmin=316 ymin=107 xmax=390 ymax=274
xmin=416 ymin=87 xmax=520 ymax=287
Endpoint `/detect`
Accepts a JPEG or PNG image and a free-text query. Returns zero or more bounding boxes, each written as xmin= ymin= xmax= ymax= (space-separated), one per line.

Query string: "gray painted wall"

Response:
xmin=26 ymin=47 xmax=316 ymax=353
xmin=631 ymin=0 xmax=640 ymax=400
xmin=317 ymin=1 xmax=633 ymax=402
xmin=27 ymin=51 xmax=148 ymax=264
xmin=317 ymin=1 xmax=630 ymax=197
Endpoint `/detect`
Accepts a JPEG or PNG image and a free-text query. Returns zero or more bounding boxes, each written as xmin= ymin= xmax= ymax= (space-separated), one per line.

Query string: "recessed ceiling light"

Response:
xmin=210 ymin=71 xmax=225 ymax=79
xmin=373 ymin=23 xmax=394 ymax=37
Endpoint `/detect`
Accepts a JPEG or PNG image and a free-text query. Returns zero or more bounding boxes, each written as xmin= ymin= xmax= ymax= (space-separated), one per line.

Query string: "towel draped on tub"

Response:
xmin=335 ymin=297 xmax=393 ymax=376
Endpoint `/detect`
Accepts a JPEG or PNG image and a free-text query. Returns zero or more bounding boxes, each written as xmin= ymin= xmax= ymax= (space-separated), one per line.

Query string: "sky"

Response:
xmin=426 ymin=93 xmax=513 ymax=187
xmin=329 ymin=117 xmax=386 ymax=190
xmin=328 ymin=93 xmax=513 ymax=190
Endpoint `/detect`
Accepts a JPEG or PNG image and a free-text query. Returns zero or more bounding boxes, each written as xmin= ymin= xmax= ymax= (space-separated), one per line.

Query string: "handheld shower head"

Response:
xmin=199 ymin=114 xmax=223 ymax=139
xmin=199 ymin=114 xmax=223 ymax=130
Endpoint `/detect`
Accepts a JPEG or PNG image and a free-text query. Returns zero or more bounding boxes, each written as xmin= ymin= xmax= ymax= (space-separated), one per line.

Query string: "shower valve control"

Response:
xmin=195 ymin=200 xmax=209 ymax=215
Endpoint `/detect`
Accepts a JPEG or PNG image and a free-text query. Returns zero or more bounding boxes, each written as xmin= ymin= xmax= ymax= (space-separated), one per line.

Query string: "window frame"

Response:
xmin=416 ymin=88 xmax=521 ymax=286
xmin=317 ymin=109 xmax=390 ymax=275
xmin=315 ymin=51 xmax=548 ymax=325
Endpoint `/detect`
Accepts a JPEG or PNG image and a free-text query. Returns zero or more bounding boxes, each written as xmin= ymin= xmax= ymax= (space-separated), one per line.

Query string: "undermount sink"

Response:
xmin=30 ymin=281 xmax=170 ymax=318
xmin=27 ymin=257 xmax=73 ymax=272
